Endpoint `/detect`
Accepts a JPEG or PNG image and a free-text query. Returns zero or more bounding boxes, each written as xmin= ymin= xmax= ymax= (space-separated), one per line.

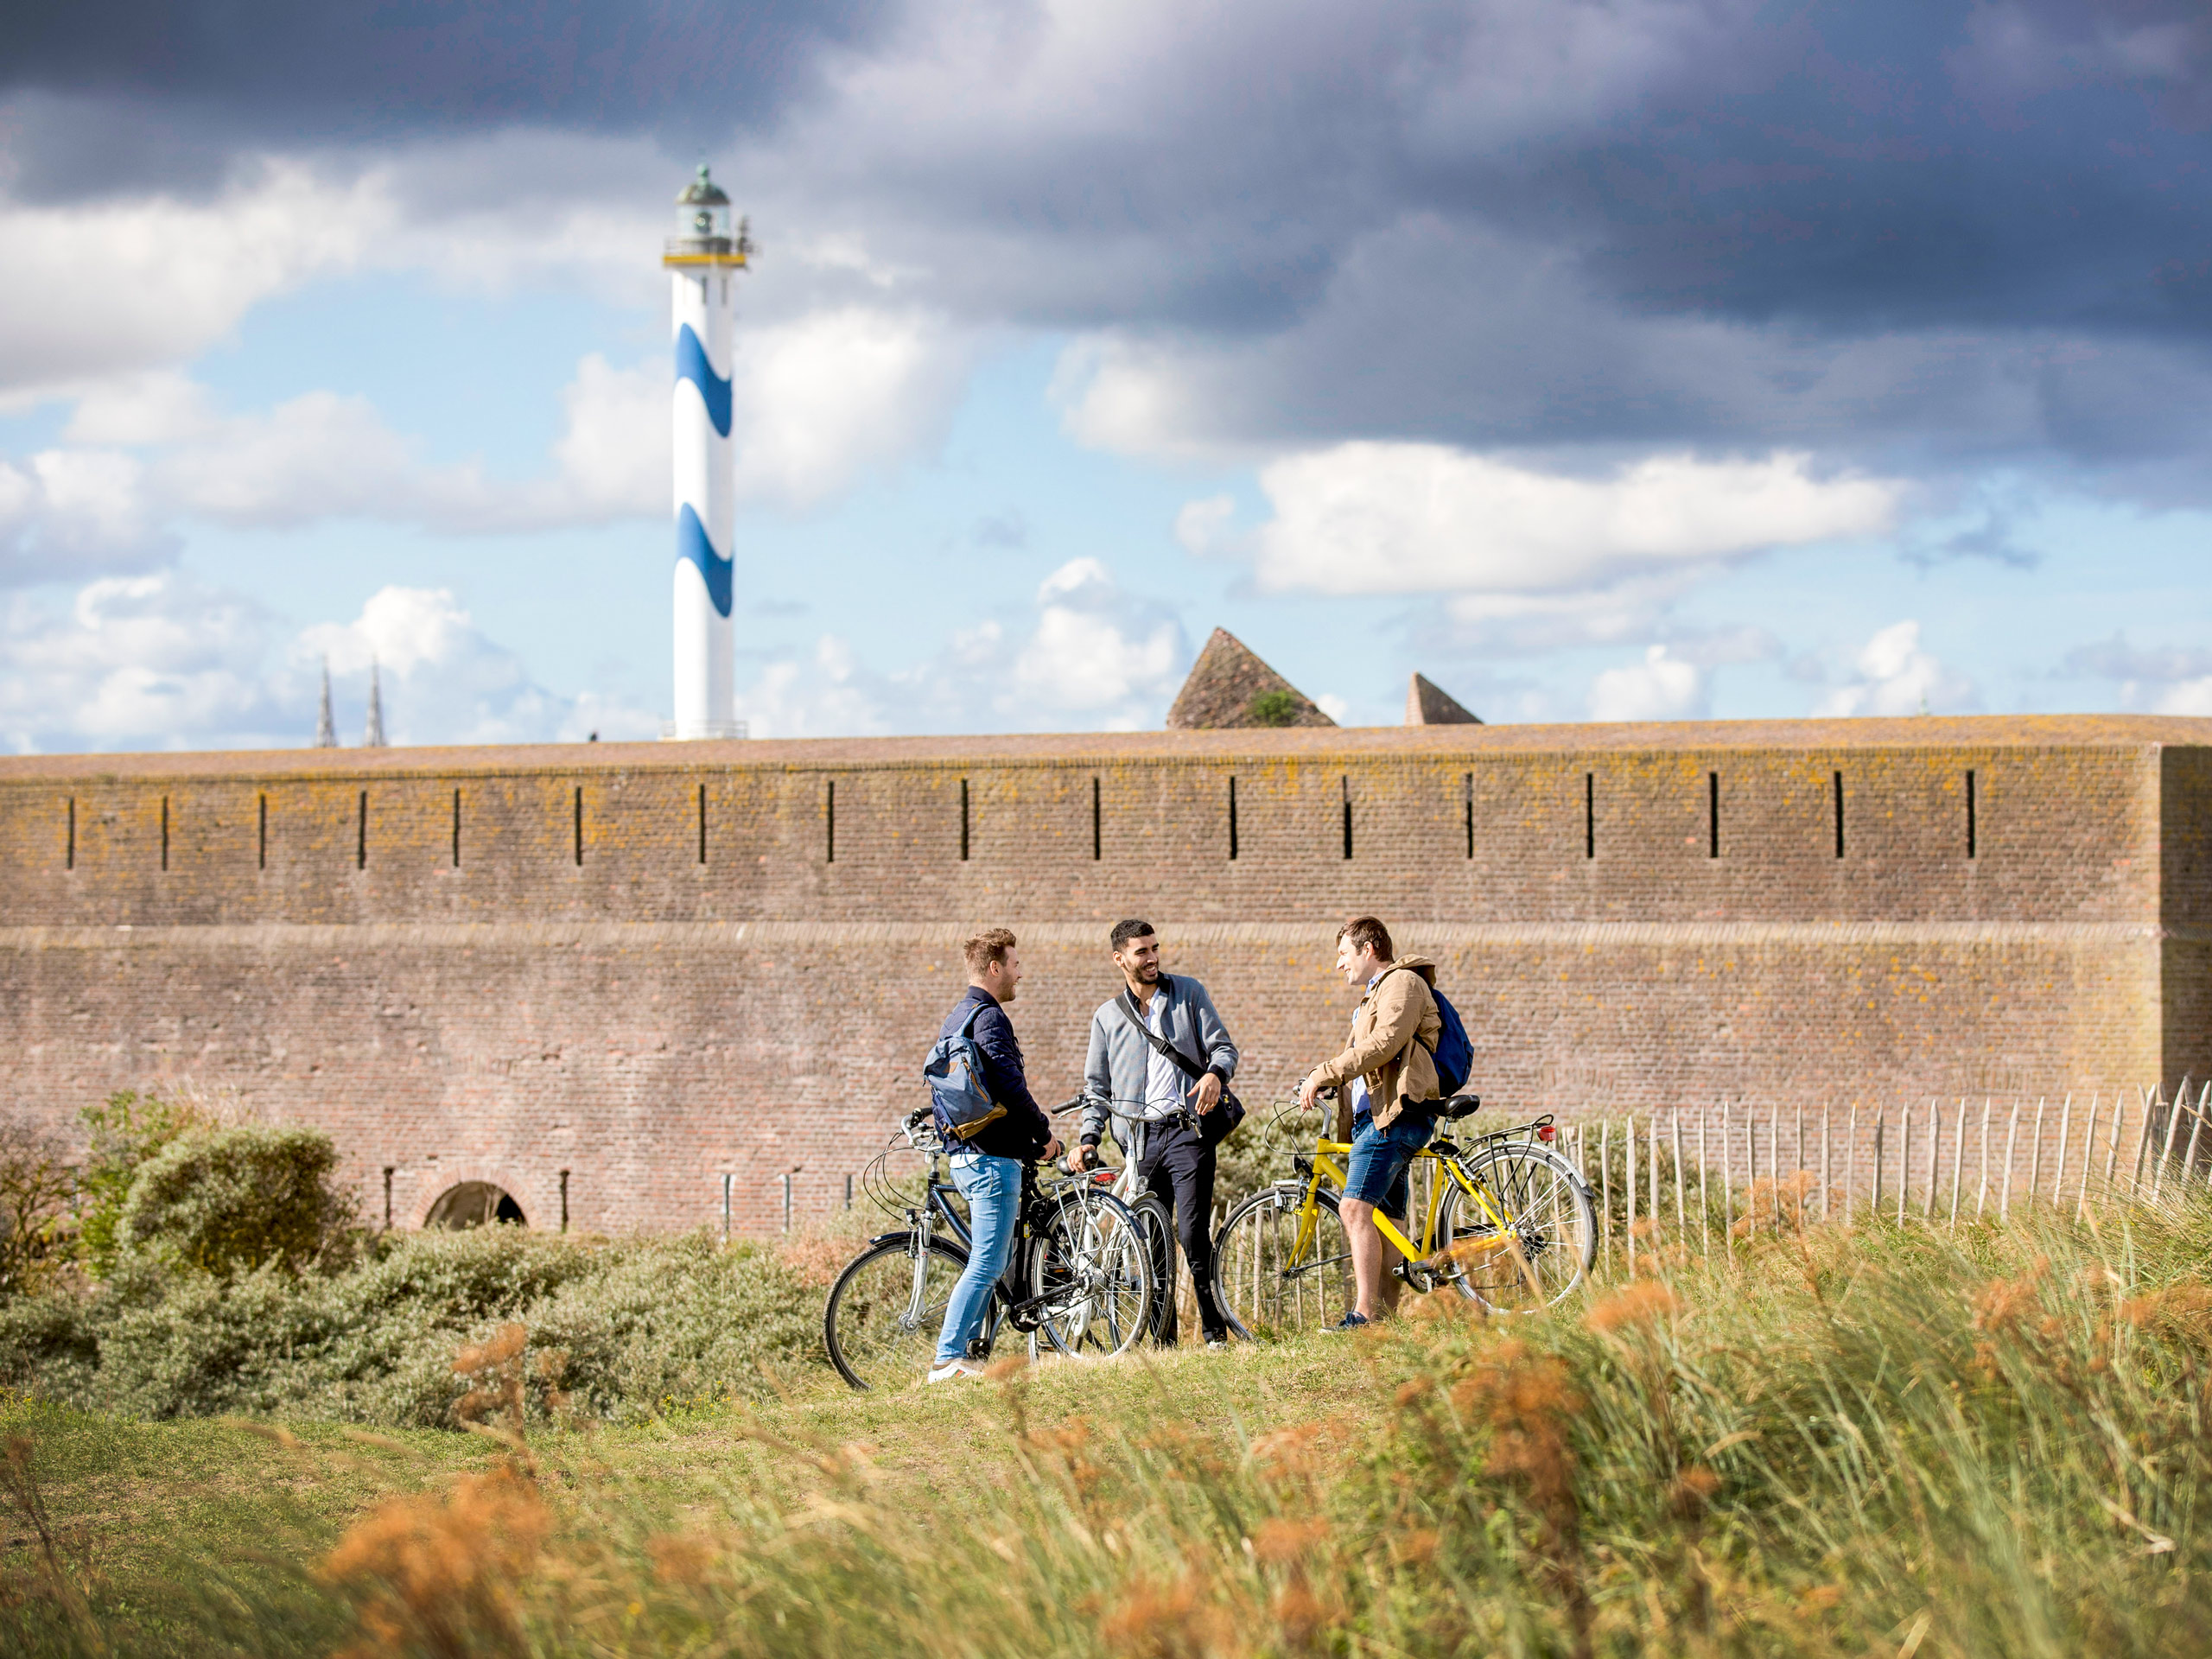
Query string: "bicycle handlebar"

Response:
xmin=1052 ymin=1092 xmax=1201 ymax=1135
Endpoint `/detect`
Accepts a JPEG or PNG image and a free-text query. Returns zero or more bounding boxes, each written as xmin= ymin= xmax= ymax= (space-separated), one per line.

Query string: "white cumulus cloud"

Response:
xmin=1011 ymin=558 xmax=1183 ymax=715
xmin=1587 ymin=645 xmax=1706 ymax=721
xmin=735 ymin=558 xmax=1189 ymax=737
xmin=0 ymin=575 xmax=655 ymax=753
xmin=0 ymin=446 xmax=175 ymax=585
xmin=1813 ymin=620 xmax=1977 ymax=717
xmin=0 ymin=298 xmax=975 ymax=572
xmin=0 ymin=162 xmax=386 ymax=404
xmin=729 ymin=307 xmax=974 ymax=508
xmin=1244 ymin=442 xmax=1899 ymax=600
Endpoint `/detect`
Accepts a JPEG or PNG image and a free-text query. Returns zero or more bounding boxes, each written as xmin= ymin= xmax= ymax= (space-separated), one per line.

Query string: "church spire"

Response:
xmin=314 ymin=658 xmax=338 ymax=747
xmin=363 ymin=660 xmax=387 ymax=747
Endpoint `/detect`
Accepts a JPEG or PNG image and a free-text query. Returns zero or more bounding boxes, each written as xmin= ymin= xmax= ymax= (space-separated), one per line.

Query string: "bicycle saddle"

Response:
xmin=1439 ymin=1094 xmax=1481 ymax=1120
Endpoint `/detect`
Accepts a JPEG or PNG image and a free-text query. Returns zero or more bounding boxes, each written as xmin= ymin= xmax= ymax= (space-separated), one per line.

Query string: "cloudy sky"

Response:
xmin=4 ymin=0 xmax=2212 ymax=750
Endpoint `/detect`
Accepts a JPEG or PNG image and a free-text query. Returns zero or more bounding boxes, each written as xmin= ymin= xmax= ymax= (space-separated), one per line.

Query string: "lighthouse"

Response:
xmin=664 ymin=164 xmax=752 ymax=740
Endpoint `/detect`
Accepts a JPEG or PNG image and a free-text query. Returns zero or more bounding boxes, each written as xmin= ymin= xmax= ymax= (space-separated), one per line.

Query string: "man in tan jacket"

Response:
xmin=1297 ymin=915 xmax=1442 ymax=1328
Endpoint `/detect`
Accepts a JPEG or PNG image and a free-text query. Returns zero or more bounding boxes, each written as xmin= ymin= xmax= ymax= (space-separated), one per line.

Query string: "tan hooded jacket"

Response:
xmin=1309 ymin=956 xmax=1442 ymax=1137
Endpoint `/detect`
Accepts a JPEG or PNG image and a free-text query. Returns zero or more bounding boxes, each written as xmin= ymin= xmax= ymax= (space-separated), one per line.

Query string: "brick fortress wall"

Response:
xmin=2 ymin=715 xmax=2205 ymax=1235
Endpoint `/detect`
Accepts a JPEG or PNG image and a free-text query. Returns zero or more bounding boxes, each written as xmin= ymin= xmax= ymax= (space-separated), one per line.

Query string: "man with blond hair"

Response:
xmin=930 ymin=927 xmax=1061 ymax=1382
xmin=1296 ymin=916 xmax=1441 ymax=1330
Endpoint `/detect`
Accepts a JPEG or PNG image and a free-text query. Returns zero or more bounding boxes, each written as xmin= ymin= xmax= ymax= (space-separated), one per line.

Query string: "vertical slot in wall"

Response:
xmin=356 ymin=791 xmax=367 ymax=870
xmin=66 ymin=797 xmax=75 ymax=871
xmin=1464 ymin=773 xmax=1473 ymax=859
xmin=959 ymin=778 xmax=969 ymax=861
xmin=1227 ymin=776 xmax=1238 ymax=861
xmin=160 ymin=796 xmax=169 ymax=871
xmin=1091 ymin=776 xmax=1101 ymax=861
xmin=826 ymin=779 xmax=836 ymax=863
xmin=1833 ymin=770 xmax=1844 ymax=858
xmin=451 ymin=789 xmax=461 ymax=868
xmin=258 ymin=793 xmax=268 ymax=869
xmin=696 ymin=783 xmax=707 ymax=865
xmin=1707 ymin=771 xmax=1719 ymax=858
xmin=1584 ymin=772 xmax=1595 ymax=859
xmin=573 ymin=786 xmax=584 ymax=865
xmin=1341 ymin=775 xmax=1352 ymax=860
xmin=1966 ymin=769 xmax=1977 ymax=858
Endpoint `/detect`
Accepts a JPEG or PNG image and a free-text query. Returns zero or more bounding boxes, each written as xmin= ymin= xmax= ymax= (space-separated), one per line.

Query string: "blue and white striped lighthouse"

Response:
xmin=664 ymin=164 xmax=752 ymax=740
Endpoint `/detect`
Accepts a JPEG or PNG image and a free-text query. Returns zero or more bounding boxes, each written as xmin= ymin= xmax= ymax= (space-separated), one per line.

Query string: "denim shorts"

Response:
xmin=1344 ymin=1107 xmax=1434 ymax=1219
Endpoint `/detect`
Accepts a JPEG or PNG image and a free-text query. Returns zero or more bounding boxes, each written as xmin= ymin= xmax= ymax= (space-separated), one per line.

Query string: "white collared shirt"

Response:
xmin=1140 ymin=983 xmax=1187 ymax=1120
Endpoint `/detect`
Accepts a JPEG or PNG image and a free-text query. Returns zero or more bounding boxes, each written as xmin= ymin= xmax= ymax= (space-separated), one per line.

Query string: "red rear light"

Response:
xmin=1090 ymin=1169 xmax=1116 ymax=1185
xmin=1537 ymin=1124 xmax=1557 ymax=1143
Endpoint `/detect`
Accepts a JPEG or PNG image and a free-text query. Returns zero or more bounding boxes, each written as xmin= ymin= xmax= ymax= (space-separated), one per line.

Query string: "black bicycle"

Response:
xmin=823 ymin=1103 xmax=1155 ymax=1389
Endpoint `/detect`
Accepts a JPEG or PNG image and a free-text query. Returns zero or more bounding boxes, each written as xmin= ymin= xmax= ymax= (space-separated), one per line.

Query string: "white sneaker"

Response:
xmin=925 ymin=1359 xmax=985 ymax=1383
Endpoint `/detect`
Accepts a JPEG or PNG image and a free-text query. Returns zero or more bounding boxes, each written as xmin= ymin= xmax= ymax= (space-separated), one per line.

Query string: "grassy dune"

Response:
xmin=4 ymin=1204 xmax=2210 ymax=1656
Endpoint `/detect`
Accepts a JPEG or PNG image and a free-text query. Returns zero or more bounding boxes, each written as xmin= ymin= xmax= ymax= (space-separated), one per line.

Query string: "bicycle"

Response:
xmin=1209 ymin=1093 xmax=1597 ymax=1336
xmin=823 ymin=1103 xmax=1155 ymax=1389
xmin=1059 ymin=1094 xmax=1207 ymax=1345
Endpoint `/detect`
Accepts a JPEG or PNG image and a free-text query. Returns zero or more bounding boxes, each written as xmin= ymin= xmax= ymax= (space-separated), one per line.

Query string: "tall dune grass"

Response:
xmin=6 ymin=1202 xmax=2210 ymax=1656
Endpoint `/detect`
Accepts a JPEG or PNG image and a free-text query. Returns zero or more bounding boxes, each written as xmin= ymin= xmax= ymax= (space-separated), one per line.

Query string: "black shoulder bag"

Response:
xmin=1116 ymin=989 xmax=1246 ymax=1147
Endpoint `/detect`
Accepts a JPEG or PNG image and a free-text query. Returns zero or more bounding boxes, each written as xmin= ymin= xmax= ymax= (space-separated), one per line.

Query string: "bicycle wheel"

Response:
xmin=1434 ymin=1143 xmax=1597 ymax=1313
xmin=823 ymin=1235 xmax=972 ymax=1389
xmin=1132 ymin=1192 xmax=1176 ymax=1344
xmin=1210 ymin=1185 xmax=1356 ymax=1340
xmin=1030 ymin=1190 xmax=1153 ymax=1358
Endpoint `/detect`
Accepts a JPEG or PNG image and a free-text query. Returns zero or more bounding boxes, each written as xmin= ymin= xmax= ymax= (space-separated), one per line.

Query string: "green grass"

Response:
xmin=5 ymin=1204 xmax=2212 ymax=1656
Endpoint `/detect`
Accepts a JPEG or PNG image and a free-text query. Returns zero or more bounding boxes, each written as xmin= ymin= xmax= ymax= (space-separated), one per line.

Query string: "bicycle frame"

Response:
xmin=883 ymin=1158 xmax=1117 ymax=1340
xmin=1293 ymin=1135 xmax=1522 ymax=1268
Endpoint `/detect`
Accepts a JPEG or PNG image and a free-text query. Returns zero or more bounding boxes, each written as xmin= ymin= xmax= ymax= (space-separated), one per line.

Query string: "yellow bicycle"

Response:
xmin=1209 ymin=1096 xmax=1598 ymax=1334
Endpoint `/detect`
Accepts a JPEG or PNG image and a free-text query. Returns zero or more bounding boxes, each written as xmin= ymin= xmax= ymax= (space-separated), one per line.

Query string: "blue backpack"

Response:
xmin=923 ymin=1004 xmax=1007 ymax=1144
xmin=1429 ymin=988 xmax=1474 ymax=1097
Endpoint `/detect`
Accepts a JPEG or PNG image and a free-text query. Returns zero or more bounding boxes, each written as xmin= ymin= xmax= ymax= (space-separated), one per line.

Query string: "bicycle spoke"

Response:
xmin=1437 ymin=1144 xmax=1596 ymax=1313
xmin=824 ymin=1238 xmax=969 ymax=1389
xmin=1212 ymin=1189 xmax=1354 ymax=1339
xmin=1032 ymin=1191 xmax=1152 ymax=1360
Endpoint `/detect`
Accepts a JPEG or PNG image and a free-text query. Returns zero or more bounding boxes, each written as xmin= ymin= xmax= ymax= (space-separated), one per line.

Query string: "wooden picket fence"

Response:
xmin=1555 ymin=1081 xmax=2212 ymax=1278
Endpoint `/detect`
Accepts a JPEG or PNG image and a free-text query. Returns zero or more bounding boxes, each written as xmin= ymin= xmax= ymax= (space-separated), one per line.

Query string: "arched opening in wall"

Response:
xmin=425 ymin=1182 xmax=527 ymax=1230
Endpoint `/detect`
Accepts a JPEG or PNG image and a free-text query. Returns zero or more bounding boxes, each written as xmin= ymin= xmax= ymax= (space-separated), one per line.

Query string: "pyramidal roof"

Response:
xmin=1166 ymin=628 xmax=1338 ymax=730
xmin=1406 ymin=672 xmax=1481 ymax=726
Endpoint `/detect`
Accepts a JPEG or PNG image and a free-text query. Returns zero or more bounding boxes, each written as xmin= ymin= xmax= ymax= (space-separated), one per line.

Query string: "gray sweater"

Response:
xmin=1078 ymin=974 xmax=1239 ymax=1148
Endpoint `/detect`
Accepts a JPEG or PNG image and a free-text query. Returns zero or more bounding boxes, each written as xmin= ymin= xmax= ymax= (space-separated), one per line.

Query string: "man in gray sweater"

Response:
xmin=1072 ymin=919 xmax=1240 ymax=1347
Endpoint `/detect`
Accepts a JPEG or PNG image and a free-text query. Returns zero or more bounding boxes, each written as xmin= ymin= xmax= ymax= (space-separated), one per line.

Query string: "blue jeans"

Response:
xmin=1344 ymin=1108 xmax=1434 ymax=1220
xmin=935 ymin=1153 xmax=1020 ymax=1364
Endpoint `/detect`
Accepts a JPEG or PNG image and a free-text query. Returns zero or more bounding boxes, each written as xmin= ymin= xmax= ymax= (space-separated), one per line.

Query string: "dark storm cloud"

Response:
xmin=12 ymin=0 xmax=2212 ymax=479
xmin=0 ymin=1 xmax=885 ymax=195
xmin=765 ymin=0 xmax=2212 ymax=470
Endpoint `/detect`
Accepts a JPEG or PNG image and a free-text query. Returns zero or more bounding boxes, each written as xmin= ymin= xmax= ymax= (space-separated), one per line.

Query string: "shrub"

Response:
xmin=74 ymin=1090 xmax=209 ymax=1280
xmin=1244 ymin=688 xmax=1300 ymax=727
xmin=0 ymin=1226 xmax=820 ymax=1426
xmin=116 ymin=1125 xmax=354 ymax=1278
xmin=0 ymin=1119 xmax=74 ymax=1298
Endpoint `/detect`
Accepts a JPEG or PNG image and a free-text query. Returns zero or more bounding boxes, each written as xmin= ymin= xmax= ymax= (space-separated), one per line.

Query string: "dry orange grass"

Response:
xmin=321 ymin=1467 xmax=547 ymax=1659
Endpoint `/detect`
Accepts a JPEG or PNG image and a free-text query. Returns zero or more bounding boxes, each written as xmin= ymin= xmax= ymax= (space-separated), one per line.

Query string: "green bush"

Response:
xmin=115 ymin=1125 xmax=353 ymax=1278
xmin=0 ymin=1227 xmax=818 ymax=1425
xmin=1243 ymin=687 xmax=1300 ymax=727
xmin=74 ymin=1090 xmax=208 ymax=1279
